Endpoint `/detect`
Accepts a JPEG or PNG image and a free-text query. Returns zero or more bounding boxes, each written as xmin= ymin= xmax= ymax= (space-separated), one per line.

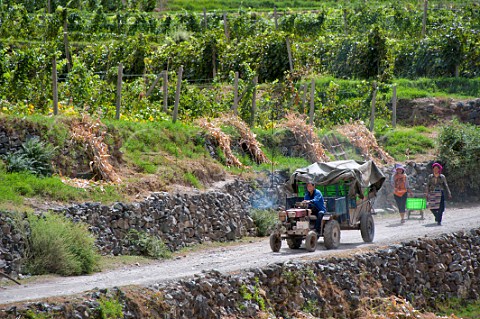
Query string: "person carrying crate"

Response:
xmin=391 ymin=164 xmax=412 ymax=224
xmin=425 ymin=162 xmax=452 ymax=226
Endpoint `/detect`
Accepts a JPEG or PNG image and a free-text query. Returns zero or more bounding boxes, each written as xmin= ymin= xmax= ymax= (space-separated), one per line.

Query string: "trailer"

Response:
xmin=270 ymin=160 xmax=386 ymax=252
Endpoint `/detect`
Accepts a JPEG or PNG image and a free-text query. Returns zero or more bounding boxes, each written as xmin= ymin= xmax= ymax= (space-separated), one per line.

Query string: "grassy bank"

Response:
xmin=0 ymin=110 xmax=454 ymax=213
xmin=163 ymin=0 xmax=469 ymax=12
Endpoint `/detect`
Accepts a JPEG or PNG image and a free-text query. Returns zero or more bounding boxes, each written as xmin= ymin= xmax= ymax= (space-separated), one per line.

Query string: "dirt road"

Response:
xmin=1 ymin=203 xmax=479 ymax=305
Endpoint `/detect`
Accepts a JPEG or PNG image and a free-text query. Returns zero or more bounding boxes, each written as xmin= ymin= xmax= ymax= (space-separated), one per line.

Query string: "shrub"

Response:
xmin=250 ymin=209 xmax=277 ymax=237
xmin=26 ymin=213 xmax=99 ymax=276
xmin=97 ymin=296 xmax=124 ymax=319
xmin=125 ymin=229 xmax=172 ymax=259
xmin=438 ymin=119 xmax=480 ymax=196
xmin=3 ymin=137 xmax=56 ymax=177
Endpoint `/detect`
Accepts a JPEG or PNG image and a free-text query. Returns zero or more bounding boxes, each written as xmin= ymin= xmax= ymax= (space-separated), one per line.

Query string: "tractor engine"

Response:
xmin=279 ymin=208 xmax=311 ymax=231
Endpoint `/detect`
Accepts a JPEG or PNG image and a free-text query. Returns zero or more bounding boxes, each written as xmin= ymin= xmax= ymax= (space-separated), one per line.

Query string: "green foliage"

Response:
xmin=0 ymin=168 xmax=122 ymax=211
xmin=97 ymin=296 xmax=124 ymax=319
xmin=23 ymin=310 xmax=49 ymax=319
xmin=380 ymin=126 xmax=435 ymax=161
xmin=3 ymin=137 xmax=56 ymax=177
xmin=239 ymin=278 xmax=266 ymax=311
xmin=249 ymin=209 xmax=277 ymax=237
xmin=437 ymin=119 xmax=480 ymax=195
xmin=435 ymin=298 xmax=480 ymax=319
xmin=125 ymin=229 xmax=172 ymax=259
xmin=394 ymin=78 xmax=480 ymax=99
xmin=26 ymin=212 xmax=100 ymax=276
xmin=183 ymin=172 xmax=201 ymax=189
xmin=0 ymin=2 xmax=479 ymax=125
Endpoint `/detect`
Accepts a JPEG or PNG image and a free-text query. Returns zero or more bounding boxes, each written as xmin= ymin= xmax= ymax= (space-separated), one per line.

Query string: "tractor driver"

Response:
xmin=303 ymin=182 xmax=326 ymax=234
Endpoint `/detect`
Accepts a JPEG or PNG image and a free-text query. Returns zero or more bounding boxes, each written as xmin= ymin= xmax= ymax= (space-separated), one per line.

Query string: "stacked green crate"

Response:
xmin=297 ymin=181 xmax=348 ymax=197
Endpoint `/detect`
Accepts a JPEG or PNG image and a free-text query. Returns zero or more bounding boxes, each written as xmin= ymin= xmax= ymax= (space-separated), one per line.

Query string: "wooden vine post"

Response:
xmin=163 ymin=70 xmax=168 ymax=113
xmin=369 ymin=81 xmax=378 ymax=132
xmin=309 ymin=79 xmax=315 ymax=125
xmin=286 ymin=37 xmax=293 ymax=73
xmin=173 ymin=65 xmax=183 ymax=123
xmin=115 ymin=63 xmax=123 ymax=120
xmin=52 ymin=56 xmax=58 ymax=115
xmin=422 ymin=0 xmax=428 ymax=38
xmin=274 ymin=6 xmax=278 ymax=30
xmin=250 ymin=76 xmax=258 ymax=128
xmin=392 ymin=84 xmax=397 ymax=128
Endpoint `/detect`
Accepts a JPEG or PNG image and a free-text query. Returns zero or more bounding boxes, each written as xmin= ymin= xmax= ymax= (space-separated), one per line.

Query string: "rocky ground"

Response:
xmin=1 ymin=200 xmax=479 ymax=306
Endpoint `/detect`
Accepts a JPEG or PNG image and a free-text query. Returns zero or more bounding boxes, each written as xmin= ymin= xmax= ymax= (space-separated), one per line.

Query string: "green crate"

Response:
xmin=406 ymin=198 xmax=426 ymax=210
xmin=297 ymin=182 xmax=347 ymax=197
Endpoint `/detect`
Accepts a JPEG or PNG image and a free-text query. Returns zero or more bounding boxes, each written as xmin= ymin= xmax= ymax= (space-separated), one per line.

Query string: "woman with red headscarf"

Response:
xmin=425 ymin=162 xmax=452 ymax=225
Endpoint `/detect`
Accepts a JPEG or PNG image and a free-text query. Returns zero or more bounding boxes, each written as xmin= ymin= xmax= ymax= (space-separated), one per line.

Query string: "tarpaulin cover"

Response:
xmin=286 ymin=160 xmax=385 ymax=198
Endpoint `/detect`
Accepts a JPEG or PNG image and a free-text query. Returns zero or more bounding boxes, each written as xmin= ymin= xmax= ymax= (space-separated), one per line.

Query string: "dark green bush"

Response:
xmin=3 ymin=137 xmax=56 ymax=177
xmin=26 ymin=213 xmax=99 ymax=276
xmin=250 ymin=209 xmax=277 ymax=237
xmin=437 ymin=119 xmax=480 ymax=196
xmin=125 ymin=229 xmax=172 ymax=259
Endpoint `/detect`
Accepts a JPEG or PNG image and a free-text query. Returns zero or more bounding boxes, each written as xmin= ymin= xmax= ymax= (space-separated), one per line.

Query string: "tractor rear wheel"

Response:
xmin=304 ymin=231 xmax=318 ymax=252
xmin=324 ymin=220 xmax=341 ymax=249
xmin=270 ymin=233 xmax=282 ymax=252
xmin=287 ymin=237 xmax=303 ymax=249
xmin=360 ymin=213 xmax=375 ymax=243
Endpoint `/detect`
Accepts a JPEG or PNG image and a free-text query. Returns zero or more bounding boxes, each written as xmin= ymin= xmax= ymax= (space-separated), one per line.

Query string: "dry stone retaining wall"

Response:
xmin=0 ymin=180 xmax=258 ymax=276
xmin=396 ymin=97 xmax=480 ymax=126
xmin=60 ymin=180 xmax=257 ymax=255
xmin=0 ymin=213 xmax=26 ymax=278
xmin=2 ymin=228 xmax=479 ymax=318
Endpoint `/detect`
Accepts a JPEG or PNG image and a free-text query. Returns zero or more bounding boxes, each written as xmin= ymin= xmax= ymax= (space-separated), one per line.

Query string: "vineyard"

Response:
xmin=0 ymin=0 xmax=479 ymax=127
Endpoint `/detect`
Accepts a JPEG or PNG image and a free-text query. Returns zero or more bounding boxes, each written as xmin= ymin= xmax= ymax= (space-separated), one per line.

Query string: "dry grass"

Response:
xmin=197 ymin=114 xmax=271 ymax=168
xmin=337 ymin=121 xmax=394 ymax=166
xmin=279 ymin=112 xmax=329 ymax=163
xmin=358 ymin=296 xmax=461 ymax=319
xmin=197 ymin=118 xmax=244 ymax=167
xmin=70 ymin=115 xmax=121 ymax=183
xmin=213 ymin=113 xmax=270 ymax=165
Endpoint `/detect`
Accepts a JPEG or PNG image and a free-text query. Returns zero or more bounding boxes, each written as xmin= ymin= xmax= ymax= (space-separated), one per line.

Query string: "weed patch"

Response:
xmin=250 ymin=209 xmax=277 ymax=237
xmin=26 ymin=213 xmax=100 ymax=276
xmin=125 ymin=229 xmax=172 ymax=259
xmin=97 ymin=296 xmax=124 ymax=319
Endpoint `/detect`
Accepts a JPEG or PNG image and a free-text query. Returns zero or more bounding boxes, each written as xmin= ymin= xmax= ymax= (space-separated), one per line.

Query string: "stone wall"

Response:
xmin=396 ymin=97 xmax=480 ymax=126
xmin=0 ymin=180 xmax=258 ymax=275
xmin=2 ymin=228 xmax=479 ymax=318
xmin=0 ymin=127 xmax=24 ymax=156
xmin=59 ymin=180 xmax=257 ymax=255
xmin=0 ymin=213 xmax=26 ymax=278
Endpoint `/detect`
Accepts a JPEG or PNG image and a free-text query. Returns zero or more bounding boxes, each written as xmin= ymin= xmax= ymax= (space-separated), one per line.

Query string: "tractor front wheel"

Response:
xmin=304 ymin=231 xmax=318 ymax=252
